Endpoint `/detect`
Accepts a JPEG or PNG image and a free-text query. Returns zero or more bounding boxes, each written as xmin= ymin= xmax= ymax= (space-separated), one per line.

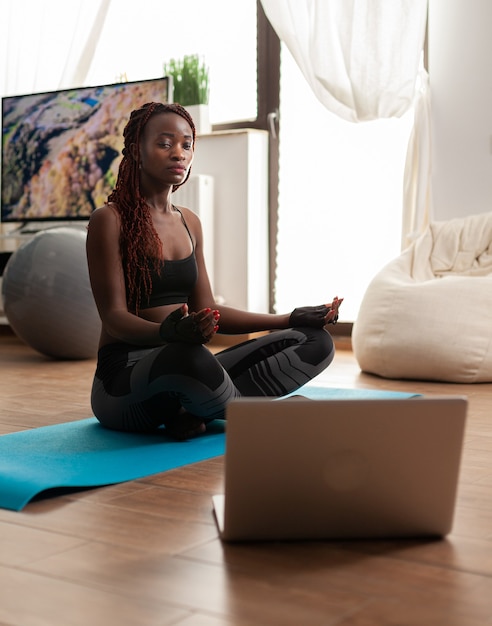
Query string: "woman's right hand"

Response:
xmin=192 ymin=305 xmax=220 ymax=343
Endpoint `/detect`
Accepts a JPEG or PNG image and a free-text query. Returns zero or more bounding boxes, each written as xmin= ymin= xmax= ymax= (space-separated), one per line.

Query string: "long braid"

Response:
xmin=107 ymin=102 xmax=196 ymax=312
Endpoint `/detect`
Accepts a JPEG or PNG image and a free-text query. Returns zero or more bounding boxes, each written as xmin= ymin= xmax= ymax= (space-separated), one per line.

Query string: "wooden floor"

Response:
xmin=1 ymin=328 xmax=492 ymax=626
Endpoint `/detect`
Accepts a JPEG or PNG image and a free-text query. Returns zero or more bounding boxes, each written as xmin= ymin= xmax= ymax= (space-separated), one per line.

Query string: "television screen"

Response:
xmin=1 ymin=76 xmax=172 ymax=224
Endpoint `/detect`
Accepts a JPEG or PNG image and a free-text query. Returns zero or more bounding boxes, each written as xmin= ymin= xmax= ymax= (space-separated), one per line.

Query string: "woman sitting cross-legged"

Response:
xmin=86 ymin=102 xmax=343 ymax=440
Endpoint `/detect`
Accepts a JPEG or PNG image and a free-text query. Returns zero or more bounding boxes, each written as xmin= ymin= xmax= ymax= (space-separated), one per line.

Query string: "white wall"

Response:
xmin=428 ymin=0 xmax=492 ymax=220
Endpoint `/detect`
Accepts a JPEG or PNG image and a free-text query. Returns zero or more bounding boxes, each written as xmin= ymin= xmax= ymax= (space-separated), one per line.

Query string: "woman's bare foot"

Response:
xmin=163 ymin=412 xmax=206 ymax=441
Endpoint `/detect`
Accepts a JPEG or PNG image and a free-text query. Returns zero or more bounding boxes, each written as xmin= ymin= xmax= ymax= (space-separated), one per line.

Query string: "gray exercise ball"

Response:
xmin=2 ymin=227 xmax=100 ymax=360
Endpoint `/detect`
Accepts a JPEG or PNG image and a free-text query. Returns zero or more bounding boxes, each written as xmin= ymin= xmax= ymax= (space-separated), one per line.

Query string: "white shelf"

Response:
xmin=191 ymin=129 xmax=269 ymax=312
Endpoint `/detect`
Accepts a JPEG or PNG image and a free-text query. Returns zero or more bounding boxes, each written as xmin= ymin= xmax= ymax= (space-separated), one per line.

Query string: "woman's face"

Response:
xmin=138 ymin=111 xmax=194 ymax=188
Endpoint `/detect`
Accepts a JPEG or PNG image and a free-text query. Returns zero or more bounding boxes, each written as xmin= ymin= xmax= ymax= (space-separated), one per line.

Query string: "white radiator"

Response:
xmin=173 ymin=174 xmax=215 ymax=292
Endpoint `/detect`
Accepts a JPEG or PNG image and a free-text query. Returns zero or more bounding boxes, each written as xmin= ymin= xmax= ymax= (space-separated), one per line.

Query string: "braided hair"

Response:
xmin=107 ymin=102 xmax=196 ymax=312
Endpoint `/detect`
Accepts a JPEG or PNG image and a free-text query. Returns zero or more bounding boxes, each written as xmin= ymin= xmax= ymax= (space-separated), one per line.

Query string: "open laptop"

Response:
xmin=212 ymin=395 xmax=467 ymax=541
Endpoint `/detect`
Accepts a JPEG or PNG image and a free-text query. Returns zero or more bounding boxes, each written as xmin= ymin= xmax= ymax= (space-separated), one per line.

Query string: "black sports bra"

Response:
xmin=140 ymin=207 xmax=198 ymax=309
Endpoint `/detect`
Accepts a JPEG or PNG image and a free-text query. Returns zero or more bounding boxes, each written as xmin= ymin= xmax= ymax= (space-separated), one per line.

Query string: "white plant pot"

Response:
xmin=185 ymin=104 xmax=211 ymax=135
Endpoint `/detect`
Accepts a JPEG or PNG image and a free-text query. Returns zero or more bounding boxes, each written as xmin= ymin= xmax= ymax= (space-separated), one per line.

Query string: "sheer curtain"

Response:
xmin=0 ymin=0 xmax=111 ymax=96
xmin=260 ymin=0 xmax=427 ymax=122
xmin=402 ymin=68 xmax=432 ymax=249
xmin=260 ymin=0 xmax=429 ymax=320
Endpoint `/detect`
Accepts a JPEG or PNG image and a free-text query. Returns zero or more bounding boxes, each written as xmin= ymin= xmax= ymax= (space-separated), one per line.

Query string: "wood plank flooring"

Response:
xmin=1 ymin=327 xmax=492 ymax=626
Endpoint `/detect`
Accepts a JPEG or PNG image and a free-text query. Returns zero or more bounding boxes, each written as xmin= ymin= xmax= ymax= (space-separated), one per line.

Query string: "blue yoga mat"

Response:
xmin=0 ymin=386 xmax=418 ymax=511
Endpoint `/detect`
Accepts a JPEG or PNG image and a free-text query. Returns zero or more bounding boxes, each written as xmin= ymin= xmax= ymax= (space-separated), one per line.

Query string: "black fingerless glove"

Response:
xmin=159 ymin=308 xmax=207 ymax=344
xmin=289 ymin=305 xmax=329 ymax=328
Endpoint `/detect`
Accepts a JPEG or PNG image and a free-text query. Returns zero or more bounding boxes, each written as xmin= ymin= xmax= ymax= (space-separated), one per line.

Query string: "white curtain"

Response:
xmin=0 ymin=0 xmax=111 ymax=96
xmin=260 ymin=0 xmax=431 ymax=244
xmin=402 ymin=68 xmax=432 ymax=249
xmin=260 ymin=0 xmax=427 ymax=123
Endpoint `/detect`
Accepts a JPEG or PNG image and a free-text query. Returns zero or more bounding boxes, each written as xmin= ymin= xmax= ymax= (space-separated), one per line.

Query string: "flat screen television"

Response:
xmin=1 ymin=76 xmax=172 ymax=227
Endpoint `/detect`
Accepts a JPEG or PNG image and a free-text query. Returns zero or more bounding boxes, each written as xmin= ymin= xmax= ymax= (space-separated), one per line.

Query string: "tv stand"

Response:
xmin=16 ymin=223 xmax=47 ymax=235
xmin=11 ymin=221 xmax=89 ymax=236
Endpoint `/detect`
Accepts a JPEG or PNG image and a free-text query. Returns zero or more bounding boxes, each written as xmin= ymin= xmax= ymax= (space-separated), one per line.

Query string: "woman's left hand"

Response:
xmin=324 ymin=296 xmax=343 ymax=325
xmin=289 ymin=296 xmax=343 ymax=328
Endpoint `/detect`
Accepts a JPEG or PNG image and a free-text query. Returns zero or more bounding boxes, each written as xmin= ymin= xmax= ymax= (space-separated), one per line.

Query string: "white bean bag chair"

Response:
xmin=352 ymin=211 xmax=492 ymax=382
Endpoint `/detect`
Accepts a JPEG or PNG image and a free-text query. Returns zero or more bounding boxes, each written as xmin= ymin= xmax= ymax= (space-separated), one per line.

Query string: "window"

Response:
xmin=274 ymin=45 xmax=414 ymax=321
xmin=85 ymin=0 xmax=260 ymax=127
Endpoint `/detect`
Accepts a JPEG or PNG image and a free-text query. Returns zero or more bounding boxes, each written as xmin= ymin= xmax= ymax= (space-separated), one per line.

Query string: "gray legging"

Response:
xmin=91 ymin=327 xmax=335 ymax=432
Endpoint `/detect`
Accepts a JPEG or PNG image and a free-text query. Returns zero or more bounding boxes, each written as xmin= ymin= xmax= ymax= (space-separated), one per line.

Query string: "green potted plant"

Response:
xmin=163 ymin=54 xmax=211 ymax=134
